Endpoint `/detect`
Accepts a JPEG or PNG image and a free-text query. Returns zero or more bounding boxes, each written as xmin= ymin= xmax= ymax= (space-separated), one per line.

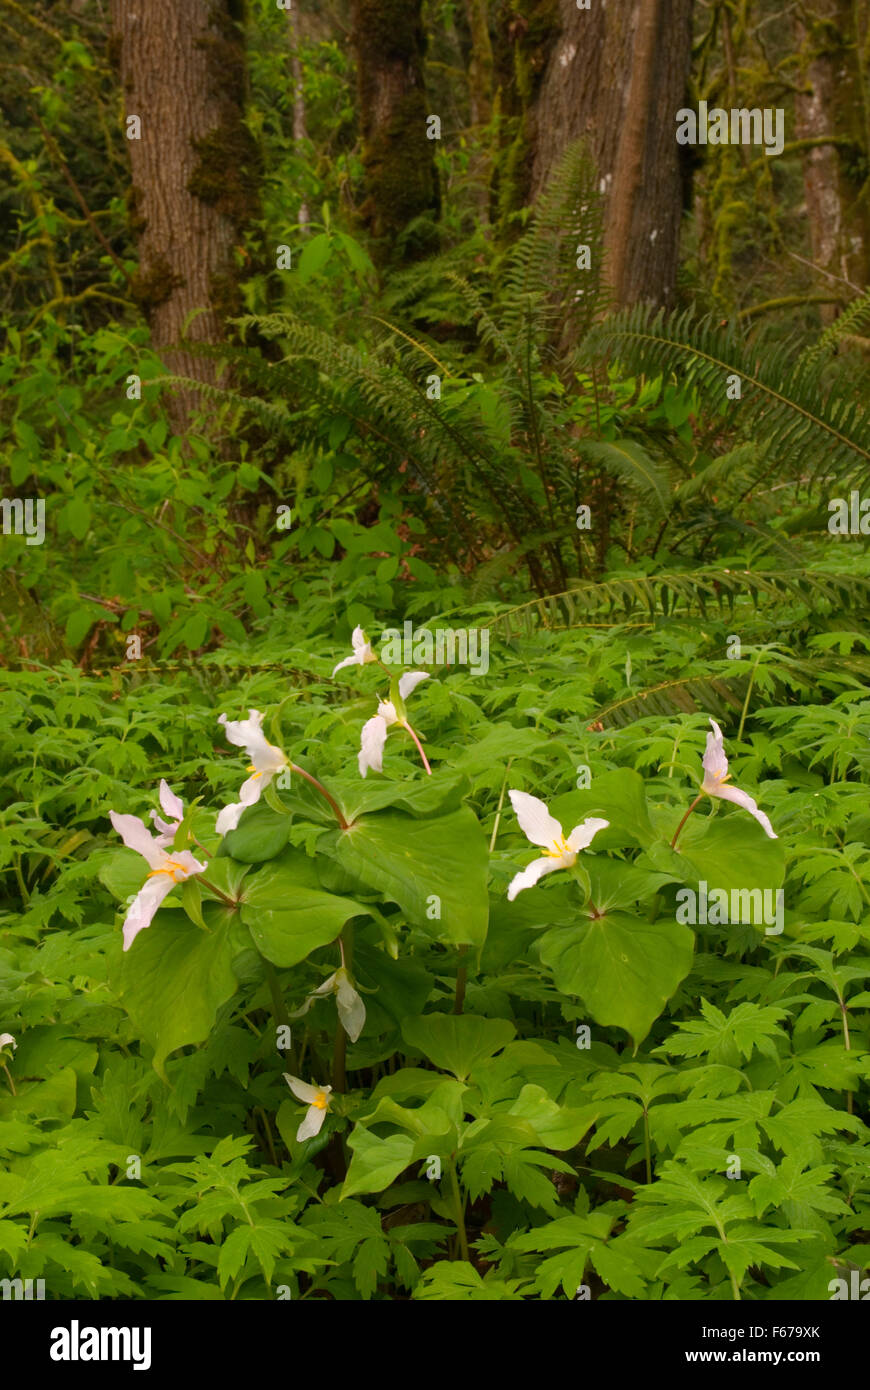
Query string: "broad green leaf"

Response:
xmin=334 ymin=806 xmax=489 ymax=945
xmin=240 ymin=852 xmax=371 ymax=967
xmin=113 ymin=912 xmax=247 ymax=1080
xmin=549 ymin=768 xmax=657 ymax=850
xmin=217 ymin=800 xmax=290 ymax=863
xmin=539 ymin=911 xmax=694 ymax=1045
xmin=401 ymin=1014 xmax=515 ymax=1080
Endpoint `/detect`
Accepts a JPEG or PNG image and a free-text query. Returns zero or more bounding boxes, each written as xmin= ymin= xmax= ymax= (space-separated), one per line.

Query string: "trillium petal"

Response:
xmin=218 ymin=708 xmax=264 ymax=750
xmin=0 ymin=1033 xmax=16 ymax=1050
xmin=149 ymin=812 xmax=176 ymax=843
xmin=336 ymin=971 xmax=366 ymax=1042
xmin=508 ymin=790 xmax=564 ymax=849
xmin=398 ymin=670 xmax=429 ymax=701
xmin=710 ymin=782 xmax=778 ymax=839
xmin=216 ymin=801 xmax=245 ymax=836
xmin=507 ymin=855 xmax=566 ymax=901
xmin=284 ymin=1074 xmax=331 ymax=1105
xmin=359 ymin=715 xmax=388 ymax=777
xmin=159 ymin=780 xmax=185 ymax=823
xmin=296 ymin=1105 xmax=328 ymax=1143
xmin=332 ymin=652 xmax=360 ymax=676
xmin=701 ymin=717 xmax=729 ymax=789
xmin=122 ymin=874 xmax=176 ymax=951
xmin=566 ymin=817 xmax=610 ymax=852
xmin=109 ymin=811 xmax=165 ymax=870
xmin=171 ymin=851 xmax=207 ymax=878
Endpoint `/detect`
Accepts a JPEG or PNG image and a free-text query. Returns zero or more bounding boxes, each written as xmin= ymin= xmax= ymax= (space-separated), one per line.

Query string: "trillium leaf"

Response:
xmin=401 ymin=1013 xmax=515 ymax=1080
xmin=538 ymin=911 xmax=694 ymax=1046
xmin=334 ymin=806 xmax=489 ymax=946
xmin=113 ymin=912 xmax=248 ymax=1080
xmin=549 ymin=768 xmax=657 ymax=849
xmin=217 ymin=801 xmax=290 ymax=863
xmin=331 ymin=768 xmax=469 ymax=821
xmin=240 ymin=853 xmax=372 ymax=967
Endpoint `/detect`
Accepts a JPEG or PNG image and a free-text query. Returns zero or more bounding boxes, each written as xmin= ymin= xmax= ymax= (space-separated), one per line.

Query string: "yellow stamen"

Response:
xmin=147 ymin=860 xmax=186 ymax=880
xmin=543 ymin=837 xmax=571 ymax=860
xmin=310 ymin=1093 xmax=328 ymax=1110
xmin=246 ymin=766 xmax=263 ymax=778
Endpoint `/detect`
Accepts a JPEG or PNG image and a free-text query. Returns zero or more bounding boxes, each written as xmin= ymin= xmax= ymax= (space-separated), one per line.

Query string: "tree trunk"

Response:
xmin=794 ymin=0 xmax=869 ymax=319
xmin=109 ymin=0 xmax=259 ymax=428
xmin=531 ymin=0 xmax=692 ymax=308
xmin=351 ymin=0 xmax=439 ymax=262
xmin=466 ymin=0 xmax=494 ymax=224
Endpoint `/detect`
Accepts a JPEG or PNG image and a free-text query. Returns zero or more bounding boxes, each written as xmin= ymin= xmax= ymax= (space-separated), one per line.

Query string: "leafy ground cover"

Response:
xmin=2 ymin=568 xmax=869 ymax=1301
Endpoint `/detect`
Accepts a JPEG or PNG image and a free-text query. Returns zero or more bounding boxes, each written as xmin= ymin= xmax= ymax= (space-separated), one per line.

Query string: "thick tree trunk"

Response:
xmin=351 ymin=0 xmax=439 ymax=261
xmin=109 ymin=0 xmax=259 ymax=427
xmin=794 ymin=0 xmax=869 ymax=319
xmin=531 ymin=0 xmax=692 ymax=308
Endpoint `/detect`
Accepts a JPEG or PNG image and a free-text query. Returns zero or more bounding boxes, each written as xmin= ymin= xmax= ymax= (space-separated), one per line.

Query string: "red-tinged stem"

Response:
xmin=289 ymin=762 xmax=350 ymax=829
xmin=671 ymin=792 xmax=705 ymax=849
xmin=197 ymin=876 xmax=236 ymax=909
xmin=403 ymin=721 xmax=432 ymax=775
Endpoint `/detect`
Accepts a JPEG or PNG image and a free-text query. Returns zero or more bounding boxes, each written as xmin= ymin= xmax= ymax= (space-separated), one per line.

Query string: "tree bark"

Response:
xmin=531 ymin=0 xmax=692 ymax=308
xmin=109 ymin=0 xmax=259 ymax=427
xmin=466 ymin=0 xmax=494 ymax=224
xmin=794 ymin=0 xmax=869 ymax=319
xmin=351 ymin=0 xmax=439 ymax=262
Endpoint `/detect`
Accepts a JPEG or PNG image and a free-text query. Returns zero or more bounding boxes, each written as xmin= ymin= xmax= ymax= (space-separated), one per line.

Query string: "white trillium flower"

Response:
xmin=701 ymin=719 xmax=777 ymax=839
xmin=216 ymin=709 xmax=288 ymax=836
xmin=0 ymin=1033 xmax=16 ymax=1052
xmin=283 ymin=1074 xmax=333 ymax=1142
xmin=291 ymin=967 xmax=366 ymax=1042
xmin=359 ymin=671 xmax=429 ymax=777
xmin=109 ymin=811 xmax=207 ymax=951
xmin=333 ymin=625 xmax=378 ymax=677
xmin=149 ymin=779 xmax=185 ymax=846
xmin=507 ymin=790 xmax=609 ymax=901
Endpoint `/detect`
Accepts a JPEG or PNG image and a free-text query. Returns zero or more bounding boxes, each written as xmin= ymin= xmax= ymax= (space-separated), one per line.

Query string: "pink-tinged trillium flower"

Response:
xmin=109 ymin=811 xmax=207 ymax=951
xmin=216 ymin=709 xmax=288 ymax=836
xmin=0 ymin=1033 xmax=15 ymax=1052
xmin=290 ymin=968 xmax=366 ymax=1042
xmin=149 ymin=779 xmax=185 ymax=846
xmin=507 ymin=790 xmax=609 ymax=902
xmin=359 ymin=671 xmax=429 ymax=777
xmin=333 ymin=625 xmax=378 ymax=677
xmin=701 ymin=719 xmax=777 ymax=839
xmin=283 ymin=1074 xmax=333 ymax=1142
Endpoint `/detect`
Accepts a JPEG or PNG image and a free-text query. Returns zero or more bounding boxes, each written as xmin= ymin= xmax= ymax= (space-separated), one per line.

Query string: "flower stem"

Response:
xmin=332 ymin=924 xmax=354 ymax=1090
xmin=2 ymin=1062 xmax=15 ymax=1097
xmin=197 ymin=876 xmax=236 ymax=909
xmin=670 ymin=792 xmax=705 ymax=849
xmin=402 ymin=721 xmax=432 ymax=775
xmin=265 ymin=960 xmax=297 ymax=1073
xmin=289 ymin=762 xmax=350 ymax=829
xmin=447 ymin=1157 xmax=469 ymax=1262
xmin=453 ymin=945 xmax=467 ymax=1015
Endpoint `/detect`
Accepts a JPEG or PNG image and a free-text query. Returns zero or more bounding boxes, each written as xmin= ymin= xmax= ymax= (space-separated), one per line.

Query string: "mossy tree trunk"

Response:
xmin=794 ymin=0 xmax=870 ymax=320
xmin=351 ymin=0 xmax=439 ymax=262
xmin=530 ymin=0 xmax=692 ymax=308
xmin=109 ymin=0 xmax=260 ymax=429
